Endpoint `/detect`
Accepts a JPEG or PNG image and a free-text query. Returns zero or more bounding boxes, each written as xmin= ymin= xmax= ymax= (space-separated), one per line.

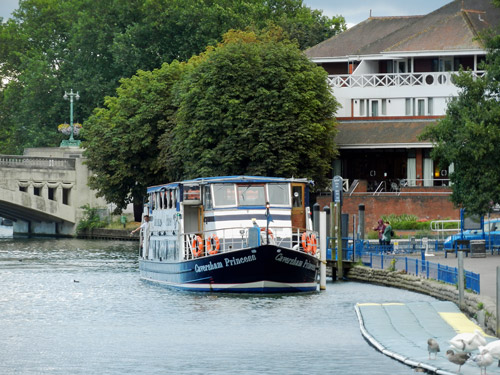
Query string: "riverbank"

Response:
xmin=77 ymin=228 xmax=139 ymax=241
xmin=347 ymin=265 xmax=498 ymax=335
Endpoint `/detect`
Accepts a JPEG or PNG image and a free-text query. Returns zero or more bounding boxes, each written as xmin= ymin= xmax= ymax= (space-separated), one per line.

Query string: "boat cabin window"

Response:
xmin=267 ymin=183 xmax=290 ymax=206
xmin=170 ymin=190 xmax=175 ymax=209
xmin=203 ymin=186 xmax=213 ymax=210
xmin=237 ymin=184 xmax=265 ymax=206
xmin=162 ymin=190 xmax=168 ymax=208
xmin=183 ymin=185 xmax=200 ymax=201
xmin=213 ymin=184 xmax=236 ymax=207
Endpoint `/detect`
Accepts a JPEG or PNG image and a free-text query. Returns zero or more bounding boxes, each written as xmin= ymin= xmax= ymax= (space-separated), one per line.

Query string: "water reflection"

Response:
xmin=0 ymin=238 xmax=436 ymax=374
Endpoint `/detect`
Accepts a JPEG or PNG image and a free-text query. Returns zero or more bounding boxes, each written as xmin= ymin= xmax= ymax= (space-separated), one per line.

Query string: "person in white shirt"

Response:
xmin=131 ymin=215 xmax=151 ymax=258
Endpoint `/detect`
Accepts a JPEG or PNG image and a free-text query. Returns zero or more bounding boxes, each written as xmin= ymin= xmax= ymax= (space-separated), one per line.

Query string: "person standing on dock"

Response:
xmin=373 ymin=219 xmax=386 ymax=245
xmin=383 ymin=221 xmax=392 ymax=245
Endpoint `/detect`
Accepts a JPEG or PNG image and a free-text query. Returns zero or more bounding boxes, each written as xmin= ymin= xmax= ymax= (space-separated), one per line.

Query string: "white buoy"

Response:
xmin=320 ymin=211 xmax=327 ymax=290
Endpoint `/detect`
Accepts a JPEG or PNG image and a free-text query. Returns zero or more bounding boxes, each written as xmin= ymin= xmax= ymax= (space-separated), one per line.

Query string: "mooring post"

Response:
xmin=330 ymin=202 xmax=336 ymax=280
xmin=497 ymin=266 xmax=500 ymax=336
xmin=313 ymin=203 xmax=320 ymax=234
xmin=458 ymin=250 xmax=464 ymax=310
xmin=358 ymin=204 xmax=365 ymax=240
xmin=319 ymin=211 xmax=327 ymax=290
xmin=323 ymin=206 xmax=331 ymax=241
xmin=337 ymin=202 xmax=343 ymax=279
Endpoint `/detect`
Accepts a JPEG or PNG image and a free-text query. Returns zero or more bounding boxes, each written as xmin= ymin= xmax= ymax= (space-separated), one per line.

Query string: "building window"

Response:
xmin=359 ymin=99 xmax=365 ymax=116
xmin=371 ymin=100 xmax=379 ymax=117
xmin=34 ymin=187 xmax=41 ymax=196
xmin=62 ymin=188 xmax=70 ymax=205
xmin=428 ymin=98 xmax=433 ymax=115
xmin=381 ymin=99 xmax=387 ymax=115
xmin=48 ymin=187 xmax=55 ymax=201
xmin=19 ymin=186 xmax=27 ymax=192
xmin=417 ymin=99 xmax=425 ymax=116
xmin=405 ymin=98 xmax=412 ymax=115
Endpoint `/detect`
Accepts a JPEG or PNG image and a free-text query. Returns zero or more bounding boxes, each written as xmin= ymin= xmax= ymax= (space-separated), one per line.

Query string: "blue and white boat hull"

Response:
xmin=139 ymin=245 xmax=319 ymax=293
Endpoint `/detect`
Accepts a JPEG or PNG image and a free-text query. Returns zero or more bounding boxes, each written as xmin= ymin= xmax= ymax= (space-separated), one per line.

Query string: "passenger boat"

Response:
xmin=139 ymin=176 xmax=320 ymax=293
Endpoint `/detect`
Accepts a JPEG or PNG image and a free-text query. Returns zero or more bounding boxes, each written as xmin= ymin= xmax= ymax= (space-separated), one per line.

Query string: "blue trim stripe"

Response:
xmin=204 ymin=213 xmax=290 ymax=223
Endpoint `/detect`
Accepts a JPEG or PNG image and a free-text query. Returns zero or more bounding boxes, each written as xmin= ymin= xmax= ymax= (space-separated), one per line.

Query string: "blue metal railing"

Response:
xmin=325 ymin=237 xmax=480 ymax=294
xmin=361 ymin=253 xmax=480 ymax=294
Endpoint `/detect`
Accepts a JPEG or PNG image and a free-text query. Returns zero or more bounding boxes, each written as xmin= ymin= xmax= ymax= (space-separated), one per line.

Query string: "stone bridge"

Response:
xmin=0 ymin=147 xmax=108 ymax=235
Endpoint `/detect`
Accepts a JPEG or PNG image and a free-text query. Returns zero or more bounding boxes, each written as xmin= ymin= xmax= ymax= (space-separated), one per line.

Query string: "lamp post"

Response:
xmin=60 ymin=89 xmax=81 ymax=147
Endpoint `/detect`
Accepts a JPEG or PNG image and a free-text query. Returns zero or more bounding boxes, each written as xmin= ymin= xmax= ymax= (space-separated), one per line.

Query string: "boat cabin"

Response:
xmin=144 ymin=176 xmax=313 ymax=261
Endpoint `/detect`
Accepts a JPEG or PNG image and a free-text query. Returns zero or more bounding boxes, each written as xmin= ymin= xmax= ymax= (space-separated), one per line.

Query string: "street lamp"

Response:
xmin=60 ymin=89 xmax=81 ymax=147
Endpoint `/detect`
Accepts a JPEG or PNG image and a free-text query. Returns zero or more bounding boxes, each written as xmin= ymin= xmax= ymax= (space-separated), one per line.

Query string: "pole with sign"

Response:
xmin=332 ymin=176 xmax=343 ymax=279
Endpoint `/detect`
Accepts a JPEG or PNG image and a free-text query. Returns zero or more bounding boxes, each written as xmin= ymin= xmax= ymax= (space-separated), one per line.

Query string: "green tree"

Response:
xmin=0 ymin=0 xmax=345 ymax=154
xmin=169 ymin=29 xmax=338 ymax=188
xmin=82 ymin=61 xmax=185 ymax=220
xmin=420 ymin=32 xmax=500 ymax=215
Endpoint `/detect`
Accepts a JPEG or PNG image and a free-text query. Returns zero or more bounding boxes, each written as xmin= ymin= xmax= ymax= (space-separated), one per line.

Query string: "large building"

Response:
xmin=306 ymin=0 xmax=500 ymax=194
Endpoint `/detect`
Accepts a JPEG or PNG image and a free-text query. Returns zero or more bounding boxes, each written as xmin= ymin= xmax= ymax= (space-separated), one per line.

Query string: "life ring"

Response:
xmin=260 ymin=227 xmax=274 ymax=239
xmin=301 ymin=232 xmax=308 ymax=251
xmin=192 ymin=235 xmax=204 ymax=257
xmin=307 ymin=234 xmax=317 ymax=255
xmin=301 ymin=232 xmax=317 ymax=255
xmin=206 ymin=235 xmax=220 ymax=255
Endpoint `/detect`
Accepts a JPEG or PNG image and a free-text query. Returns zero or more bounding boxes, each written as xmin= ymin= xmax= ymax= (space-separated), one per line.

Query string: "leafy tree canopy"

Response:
xmin=0 ymin=0 xmax=345 ymax=154
xmin=169 ymin=29 xmax=339 ymax=188
xmin=82 ymin=61 xmax=185 ymax=217
xmin=83 ymin=29 xmax=339 ymax=217
xmin=420 ymin=31 xmax=500 ymax=215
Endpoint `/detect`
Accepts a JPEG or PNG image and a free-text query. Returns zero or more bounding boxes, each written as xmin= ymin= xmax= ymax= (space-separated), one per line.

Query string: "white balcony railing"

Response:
xmin=327 ymin=71 xmax=485 ymax=89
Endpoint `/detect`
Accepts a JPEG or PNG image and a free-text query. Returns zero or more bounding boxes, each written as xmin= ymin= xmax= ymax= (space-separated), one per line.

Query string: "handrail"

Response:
xmin=179 ymin=226 xmax=319 ymax=260
xmin=0 ymin=155 xmax=76 ymax=170
xmin=373 ymin=181 xmax=385 ymax=196
xmin=348 ymin=179 xmax=359 ymax=196
xmin=430 ymin=220 xmax=460 ymax=242
xmin=327 ymin=71 xmax=486 ymax=89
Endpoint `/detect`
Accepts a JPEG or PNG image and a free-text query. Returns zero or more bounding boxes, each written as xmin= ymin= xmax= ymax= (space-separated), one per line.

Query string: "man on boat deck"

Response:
xmin=131 ymin=215 xmax=151 ymax=257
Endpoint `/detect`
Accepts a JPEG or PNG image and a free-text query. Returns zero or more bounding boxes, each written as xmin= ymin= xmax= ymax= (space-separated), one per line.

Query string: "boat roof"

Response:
xmin=147 ymin=176 xmax=312 ymax=193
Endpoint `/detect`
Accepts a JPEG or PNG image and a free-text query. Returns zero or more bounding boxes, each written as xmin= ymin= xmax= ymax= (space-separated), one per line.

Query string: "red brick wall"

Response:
xmin=316 ymin=194 xmax=460 ymax=236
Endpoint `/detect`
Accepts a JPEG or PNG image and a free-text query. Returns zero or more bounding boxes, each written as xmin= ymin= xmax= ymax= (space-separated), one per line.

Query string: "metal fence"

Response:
xmin=326 ymin=238 xmax=480 ymax=294
xmin=361 ymin=253 xmax=480 ymax=294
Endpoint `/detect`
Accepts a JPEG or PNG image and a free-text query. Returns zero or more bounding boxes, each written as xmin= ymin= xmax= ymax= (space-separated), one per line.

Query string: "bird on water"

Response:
xmin=446 ymin=349 xmax=470 ymax=372
xmin=427 ymin=338 xmax=440 ymax=359
xmin=471 ymin=348 xmax=494 ymax=375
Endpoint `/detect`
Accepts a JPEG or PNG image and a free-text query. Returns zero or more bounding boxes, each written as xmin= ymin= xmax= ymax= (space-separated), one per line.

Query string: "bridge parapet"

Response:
xmin=0 ymin=155 xmax=75 ymax=170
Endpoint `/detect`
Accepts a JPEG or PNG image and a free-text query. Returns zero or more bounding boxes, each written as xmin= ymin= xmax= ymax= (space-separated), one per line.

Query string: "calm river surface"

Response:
xmin=0 ymin=238 xmax=439 ymax=374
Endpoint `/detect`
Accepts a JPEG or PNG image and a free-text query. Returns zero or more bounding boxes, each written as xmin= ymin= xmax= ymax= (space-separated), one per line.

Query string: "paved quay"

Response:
xmin=356 ymin=301 xmax=499 ymax=375
xmin=423 ymin=251 xmax=500 ymax=304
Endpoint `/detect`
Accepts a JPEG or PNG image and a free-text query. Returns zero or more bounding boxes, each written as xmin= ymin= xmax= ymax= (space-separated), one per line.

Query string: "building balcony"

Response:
xmin=327 ymin=71 xmax=485 ymax=89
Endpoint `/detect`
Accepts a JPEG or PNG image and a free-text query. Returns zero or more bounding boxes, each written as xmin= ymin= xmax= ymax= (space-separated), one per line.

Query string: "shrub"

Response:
xmin=77 ymin=204 xmax=107 ymax=233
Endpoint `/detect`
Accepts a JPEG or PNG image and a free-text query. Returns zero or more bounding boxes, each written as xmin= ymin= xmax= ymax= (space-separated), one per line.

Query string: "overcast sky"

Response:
xmin=1 ymin=0 xmax=452 ymax=27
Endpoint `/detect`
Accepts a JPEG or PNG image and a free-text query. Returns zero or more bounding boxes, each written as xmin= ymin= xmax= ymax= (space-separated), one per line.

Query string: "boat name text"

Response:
xmin=275 ymin=253 xmax=316 ymax=271
xmin=194 ymin=255 xmax=257 ymax=273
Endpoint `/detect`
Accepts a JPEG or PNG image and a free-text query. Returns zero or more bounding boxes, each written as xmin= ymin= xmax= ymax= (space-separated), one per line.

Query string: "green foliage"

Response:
xmin=83 ymin=61 xmax=185 ymax=217
xmin=420 ymin=31 xmax=500 ymax=215
xmin=76 ymin=204 xmax=107 ymax=233
xmin=380 ymin=214 xmax=430 ymax=230
xmin=0 ymin=0 xmax=345 ymax=154
xmin=388 ymin=258 xmax=396 ymax=272
xmin=169 ymin=29 xmax=339 ymax=188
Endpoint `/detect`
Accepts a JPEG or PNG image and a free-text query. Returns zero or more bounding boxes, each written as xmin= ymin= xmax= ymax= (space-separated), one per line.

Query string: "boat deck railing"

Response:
xmin=181 ymin=226 xmax=318 ymax=260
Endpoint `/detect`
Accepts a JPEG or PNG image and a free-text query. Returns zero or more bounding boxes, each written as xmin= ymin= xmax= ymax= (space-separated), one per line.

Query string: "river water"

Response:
xmin=0 ymin=238 xmax=440 ymax=374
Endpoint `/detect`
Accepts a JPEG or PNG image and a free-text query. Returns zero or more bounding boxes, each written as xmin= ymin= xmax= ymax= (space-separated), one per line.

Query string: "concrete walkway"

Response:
xmin=424 ymin=252 xmax=500 ymax=304
xmin=356 ymin=301 xmax=499 ymax=375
